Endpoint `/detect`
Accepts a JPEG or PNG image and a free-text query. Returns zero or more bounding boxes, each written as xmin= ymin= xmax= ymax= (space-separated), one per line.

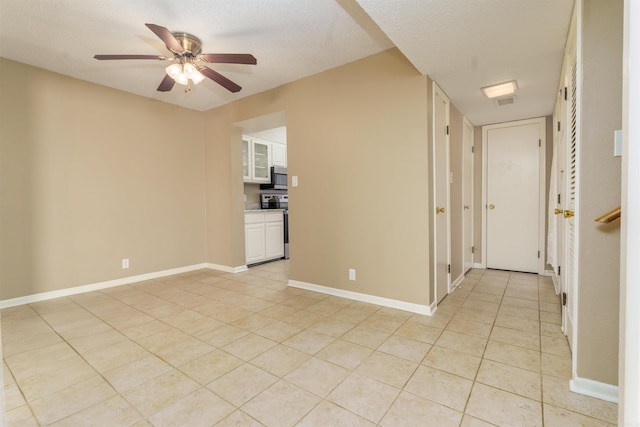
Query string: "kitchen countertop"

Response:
xmin=244 ymin=209 xmax=285 ymax=213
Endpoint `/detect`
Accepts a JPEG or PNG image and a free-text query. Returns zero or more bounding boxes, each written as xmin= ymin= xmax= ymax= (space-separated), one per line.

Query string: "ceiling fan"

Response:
xmin=94 ymin=23 xmax=256 ymax=93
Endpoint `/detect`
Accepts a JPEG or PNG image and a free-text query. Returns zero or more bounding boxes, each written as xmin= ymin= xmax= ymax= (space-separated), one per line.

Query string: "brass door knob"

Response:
xmin=489 ymin=204 xmax=495 ymax=210
xmin=464 ymin=205 xmax=470 ymax=210
xmin=554 ymin=208 xmax=564 ymax=215
xmin=436 ymin=207 xmax=445 ymax=214
xmin=564 ymin=210 xmax=575 ymax=218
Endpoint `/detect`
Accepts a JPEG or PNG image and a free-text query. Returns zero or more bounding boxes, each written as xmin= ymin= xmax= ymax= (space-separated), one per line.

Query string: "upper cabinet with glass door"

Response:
xmin=243 ymin=137 xmax=271 ymax=183
xmin=242 ymin=138 xmax=251 ymax=181
xmin=252 ymin=139 xmax=270 ymax=182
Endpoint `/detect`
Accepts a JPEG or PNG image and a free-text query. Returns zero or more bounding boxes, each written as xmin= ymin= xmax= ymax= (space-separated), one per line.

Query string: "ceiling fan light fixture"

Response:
xmin=166 ymin=63 xmax=183 ymax=80
xmin=165 ymin=62 xmax=204 ymax=86
xmin=481 ymin=80 xmax=518 ymax=99
xmin=184 ymin=63 xmax=205 ymax=84
xmin=95 ymin=23 xmax=255 ymax=93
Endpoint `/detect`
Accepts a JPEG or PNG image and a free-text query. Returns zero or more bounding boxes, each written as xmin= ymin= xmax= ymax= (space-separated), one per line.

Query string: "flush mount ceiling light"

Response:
xmin=481 ymin=80 xmax=518 ymax=99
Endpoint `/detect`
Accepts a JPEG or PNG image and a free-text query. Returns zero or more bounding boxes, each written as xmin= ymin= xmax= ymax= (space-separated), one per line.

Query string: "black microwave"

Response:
xmin=260 ymin=166 xmax=287 ymax=190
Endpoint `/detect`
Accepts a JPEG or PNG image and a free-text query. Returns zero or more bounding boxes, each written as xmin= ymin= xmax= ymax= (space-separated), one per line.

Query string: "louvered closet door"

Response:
xmin=564 ymin=59 xmax=578 ymax=352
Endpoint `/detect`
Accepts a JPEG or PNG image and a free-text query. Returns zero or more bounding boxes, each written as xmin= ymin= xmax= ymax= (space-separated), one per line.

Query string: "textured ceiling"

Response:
xmin=356 ymin=0 xmax=575 ymax=125
xmin=0 ymin=0 xmax=574 ymax=125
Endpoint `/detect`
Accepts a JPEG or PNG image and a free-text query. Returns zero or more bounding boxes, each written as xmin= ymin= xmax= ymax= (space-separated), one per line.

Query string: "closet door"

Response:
xmin=484 ymin=118 xmax=544 ymax=274
xmin=563 ymin=57 xmax=578 ymax=352
xmin=433 ymin=83 xmax=451 ymax=303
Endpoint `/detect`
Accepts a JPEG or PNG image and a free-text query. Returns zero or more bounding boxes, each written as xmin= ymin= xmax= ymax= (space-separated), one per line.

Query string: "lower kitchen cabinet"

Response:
xmin=245 ymin=211 xmax=284 ymax=264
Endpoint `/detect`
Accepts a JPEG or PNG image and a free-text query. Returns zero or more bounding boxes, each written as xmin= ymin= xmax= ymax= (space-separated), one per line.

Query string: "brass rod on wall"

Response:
xmin=594 ymin=206 xmax=621 ymax=223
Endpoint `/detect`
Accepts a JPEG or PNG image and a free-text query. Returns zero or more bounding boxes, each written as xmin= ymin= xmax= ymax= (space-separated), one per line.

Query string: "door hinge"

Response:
xmin=447 ymin=264 xmax=451 ymax=274
xmin=471 ymin=145 xmax=475 ymax=154
xmin=539 ymin=139 xmax=542 ymax=147
xmin=558 ymin=193 xmax=561 ymax=204
xmin=471 ymin=246 xmax=475 ymax=254
xmin=446 ymin=125 xmax=450 ymax=135
xmin=562 ymin=292 xmax=567 ymax=306
xmin=564 ymin=87 xmax=568 ymax=101
xmin=558 ymin=265 xmax=561 ymax=276
xmin=538 ymin=250 xmax=540 ymax=259
xmin=557 ymin=121 xmax=561 ymax=132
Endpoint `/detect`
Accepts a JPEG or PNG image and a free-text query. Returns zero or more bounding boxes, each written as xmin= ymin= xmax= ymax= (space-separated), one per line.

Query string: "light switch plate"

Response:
xmin=292 ymin=176 xmax=299 ymax=187
xmin=614 ymin=130 xmax=622 ymax=157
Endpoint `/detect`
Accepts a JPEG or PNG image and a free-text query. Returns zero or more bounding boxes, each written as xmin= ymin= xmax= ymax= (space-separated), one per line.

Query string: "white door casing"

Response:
xmin=462 ymin=117 xmax=475 ymax=273
xmin=433 ymin=83 xmax=451 ymax=303
xmin=482 ymin=117 xmax=546 ymax=274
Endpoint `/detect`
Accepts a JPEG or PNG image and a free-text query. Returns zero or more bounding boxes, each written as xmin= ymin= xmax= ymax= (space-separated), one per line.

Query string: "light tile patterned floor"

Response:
xmin=1 ymin=261 xmax=618 ymax=426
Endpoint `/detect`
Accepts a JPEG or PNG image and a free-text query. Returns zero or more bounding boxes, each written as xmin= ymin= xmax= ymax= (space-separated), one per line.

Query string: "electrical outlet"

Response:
xmin=122 ymin=258 xmax=129 ymax=269
xmin=349 ymin=268 xmax=356 ymax=281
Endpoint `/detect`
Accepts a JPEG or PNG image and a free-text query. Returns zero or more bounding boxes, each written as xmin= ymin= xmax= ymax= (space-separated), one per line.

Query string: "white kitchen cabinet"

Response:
xmin=242 ymin=138 xmax=251 ymax=181
xmin=245 ymin=222 xmax=266 ymax=264
xmin=245 ymin=211 xmax=284 ymax=264
xmin=243 ymin=137 xmax=272 ymax=183
xmin=271 ymin=142 xmax=287 ymax=167
xmin=265 ymin=221 xmax=284 ymax=259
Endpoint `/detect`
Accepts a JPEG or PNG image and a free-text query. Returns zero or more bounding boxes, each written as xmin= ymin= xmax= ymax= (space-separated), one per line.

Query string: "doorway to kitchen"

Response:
xmin=237 ymin=112 xmax=290 ymax=272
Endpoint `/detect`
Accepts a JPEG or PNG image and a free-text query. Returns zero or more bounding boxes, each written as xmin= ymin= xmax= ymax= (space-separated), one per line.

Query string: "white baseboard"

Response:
xmin=0 ymin=262 xmax=240 ymax=309
xmin=451 ymin=273 xmax=465 ymax=290
xmin=288 ymin=279 xmax=433 ymax=316
xmin=544 ymin=269 xmax=555 ymax=277
xmin=570 ymin=376 xmax=619 ymax=403
xmin=473 ymin=262 xmax=484 ymax=269
xmin=429 ymin=300 xmax=438 ymax=315
xmin=205 ymin=263 xmax=248 ymax=274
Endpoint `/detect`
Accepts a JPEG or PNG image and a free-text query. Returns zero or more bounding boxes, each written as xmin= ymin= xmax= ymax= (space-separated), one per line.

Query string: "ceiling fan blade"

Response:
xmin=197 ymin=65 xmax=242 ymax=93
xmin=145 ymin=23 xmax=184 ymax=54
xmin=94 ymin=54 xmax=168 ymax=60
xmin=199 ymin=54 xmax=257 ymax=65
xmin=157 ymin=74 xmax=176 ymax=92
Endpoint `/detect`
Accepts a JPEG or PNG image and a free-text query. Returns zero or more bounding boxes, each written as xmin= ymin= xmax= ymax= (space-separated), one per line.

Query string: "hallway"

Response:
xmin=2 ymin=263 xmax=617 ymax=426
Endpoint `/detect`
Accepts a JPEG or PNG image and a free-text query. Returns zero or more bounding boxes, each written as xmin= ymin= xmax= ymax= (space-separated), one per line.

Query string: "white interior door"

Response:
xmin=462 ymin=117 xmax=474 ymax=273
xmin=563 ymin=57 xmax=578 ymax=352
xmin=554 ymin=81 xmax=568 ymax=335
xmin=433 ymin=83 xmax=450 ymax=302
xmin=484 ymin=119 xmax=544 ymax=273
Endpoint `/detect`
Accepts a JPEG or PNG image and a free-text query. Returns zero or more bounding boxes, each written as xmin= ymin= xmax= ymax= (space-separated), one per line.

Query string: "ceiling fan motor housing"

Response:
xmin=171 ymin=32 xmax=202 ymax=57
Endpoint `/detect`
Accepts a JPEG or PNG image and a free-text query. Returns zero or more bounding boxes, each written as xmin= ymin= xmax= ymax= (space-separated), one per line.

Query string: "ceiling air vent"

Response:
xmin=495 ymin=96 xmax=517 ymax=107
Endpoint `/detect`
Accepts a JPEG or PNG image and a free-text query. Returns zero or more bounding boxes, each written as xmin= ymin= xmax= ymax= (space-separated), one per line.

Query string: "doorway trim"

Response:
xmin=462 ymin=116 xmax=475 ymax=274
xmin=480 ymin=117 xmax=547 ymax=274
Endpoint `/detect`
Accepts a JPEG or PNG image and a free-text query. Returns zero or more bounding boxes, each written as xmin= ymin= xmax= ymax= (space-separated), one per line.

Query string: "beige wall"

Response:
xmin=205 ymin=49 xmax=433 ymax=306
xmin=0 ymin=58 xmax=207 ymax=300
xmin=576 ymin=0 xmax=622 ymax=385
